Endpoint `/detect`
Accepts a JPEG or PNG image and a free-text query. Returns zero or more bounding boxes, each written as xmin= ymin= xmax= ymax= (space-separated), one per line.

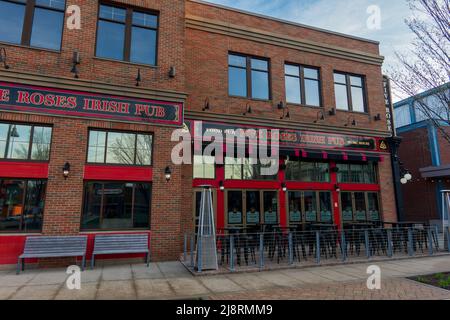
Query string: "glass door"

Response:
xmin=262 ymin=191 xmax=278 ymax=225
xmin=304 ymin=191 xmax=317 ymax=222
xmin=319 ymin=192 xmax=333 ymax=223
xmin=245 ymin=191 xmax=261 ymax=226
xmin=287 ymin=191 xmax=302 ymax=224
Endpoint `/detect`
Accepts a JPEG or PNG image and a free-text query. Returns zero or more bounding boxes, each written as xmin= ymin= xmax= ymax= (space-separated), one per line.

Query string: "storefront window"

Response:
xmin=337 ymin=162 xmax=377 ymax=183
xmin=246 ymin=191 xmax=260 ymax=225
xmin=0 ymin=123 xmax=52 ymax=161
xmin=0 ymin=179 xmax=46 ymax=232
xmin=225 ymin=157 xmax=277 ymax=180
xmin=368 ymin=192 xmax=380 ymax=221
xmin=341 ymin=192 xmax=353 ymax=221
xmin=87 ymin=130 xmax=153 ymax=166
xmin=81 ymin=182 xmax=151 ymax=230
xmin=319 ymin=192 xmax=332 ymax=222
xmin=285 ymin=160 xmax=329 ymax=182
xmin=288 ymin=191 xmax=302 ymax=223
xmin=263 ymin=191 xmax=278 ymax=224
xmin=354 ymin=192 xmax=367 ymax=221
xmin=193 ymin=155 xmax=215 ymax=179
xmin=226 ymin=191 xmax=243 ymax=225
xmin=304 ymin=191 xmax=317 ymax=222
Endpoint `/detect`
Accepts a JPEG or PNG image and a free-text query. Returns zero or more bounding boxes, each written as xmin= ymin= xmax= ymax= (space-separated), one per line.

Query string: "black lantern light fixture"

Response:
xmin=63 ymin=162 xmax=70 ymax=179
xmin=164 ymin=166 xmax=172 ymax=182
xmin=277 ymin=101 xmax=285 ymax=110
xmin=243 ymin=103 xmax=252 ymax=116
xmin=219 ymin=180 xmax=225 ymax=191
xmin=334 ymin=184 xmax=341 ymax=192
xmin=399 ymin=162 xmax=413 ymax=184
xmin=329 ymin=108 xmax=336 ymax=116
xmin=135 ymin=68 xmax=142 ymax=86
xmin=345 ymin=116 xmax=357 ymax=127
xmin=169 ymin=66 xmax=176 ymax=78
xmin=314 ymin=110 xmax=325 ymax=123
xmin=374 ymin=113 xmax=382 ymax=121
xmin=202 ymin=98 xmax=210 ymax=111
xmin=281 ymin=182 xmax=287 ymax=192
xmin=280 ymin=107 xmax=290 ymax=120
xmin=0 ymin=47 xmax=10 ymax=69
xmin=70 ymin=51 xmax=80 ymax=78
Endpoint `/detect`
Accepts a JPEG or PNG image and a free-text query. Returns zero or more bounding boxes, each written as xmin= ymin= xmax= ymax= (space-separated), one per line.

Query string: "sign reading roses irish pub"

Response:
xmin=0 ymin=82 xmax=183 ymax=126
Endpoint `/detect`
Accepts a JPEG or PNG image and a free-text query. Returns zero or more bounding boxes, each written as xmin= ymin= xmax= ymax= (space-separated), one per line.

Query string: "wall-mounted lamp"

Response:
xmin=329 ymin=108 xmax=336 ymax=116
xmin=219 ymin=180 xmax=225 ymax=191
xmin=243 ymin=103 xmax=252 ymax=115
xmin=164 ymin=166 xmax=172 ymax=182
xmin=202 ymin=98 xmax=210 ymax=111
xmin=280 ymin=107 xmax=290 ymax=120
xmin=334 ymin=184 xmax=341 ymax=192
xmin=0 ymin=47 xmax=10 ymax=70
xmin=135 ymin=68 xmax=142 ymax=86
xmin=330 ymin=166 xmax=339 ymax=173
xmin=345 ymin=116 xmax=357 ymax=127
xmin=314 ymin=110 xmax=325 ymax=123
xmin=169 ymin=66 xmax=176 ymax=78
xmin=277 ymin=101 xmax=285 ymax=110
xmin=70 ymin=51 xmax=80 ymax=78
xmin=281 ymin=182 xmax=287 ymax=192
xmin=63 ymin=162 xmax=71 ymax=179
xmin=374 ymin=113 xmax=382 ymax=121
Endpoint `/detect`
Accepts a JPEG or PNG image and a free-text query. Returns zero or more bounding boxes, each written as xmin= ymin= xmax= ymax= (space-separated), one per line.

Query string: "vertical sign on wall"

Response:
xmin=383 ymin=75 xmax=396 ymax=137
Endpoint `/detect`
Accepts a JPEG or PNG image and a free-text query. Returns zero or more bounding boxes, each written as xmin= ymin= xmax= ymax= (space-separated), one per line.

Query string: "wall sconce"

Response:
xmin=135 ymin=68 xmax=142 ymax=86
xmin=314 ymin=110 xmax=325 ymax=123
xmin=164 ymin=166 xmax=172 ymax=182
xmin=330 ymin=166 xmax=339 ymax=173
xmin=169 ymin=66 xmax=176 ymax=78
xmin=219 ymin=181 xmax=225 ymax=191
xmin=70 ymin=51 xmax=80 ymax=78
xmin=243 ymin=103 xmax=252 ymax=115
xmin=374 ymin=113 xmax=382 ymax=121
xmin=329 ymin=108 xmax=336 ymax=116
xmin=334 ymin=184 xmax=341 ymax=192
xmin=63 ymin=162 xmax=70 ymax=179
xmin=0 ymin=47 xmax=10 ymax=69
xmin=281 ymin=182 xmax=287 ymax=192
xmin=277 ymin=101 xmax=285 ymax=110
xmin=202 ymin=98 xmax=210 ymax=111
xmin=344 ymin=116 xmax=357 ymax=127
xmin=280 ymin=107 xmax=290 ymax=119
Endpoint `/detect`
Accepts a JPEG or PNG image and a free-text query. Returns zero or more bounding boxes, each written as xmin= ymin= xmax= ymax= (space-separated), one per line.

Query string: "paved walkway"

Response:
xmin=0 ymin=256 xmax=449 ymax=300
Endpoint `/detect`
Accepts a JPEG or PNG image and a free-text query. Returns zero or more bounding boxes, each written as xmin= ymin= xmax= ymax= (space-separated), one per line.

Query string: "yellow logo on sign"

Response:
xmin=379 ymin=141 xmax=387 ymax=150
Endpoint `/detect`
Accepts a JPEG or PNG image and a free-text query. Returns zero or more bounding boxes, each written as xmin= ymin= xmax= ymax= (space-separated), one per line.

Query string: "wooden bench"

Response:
xmin=91 ymin=234 xmax=150 ymax=269
xmin=17 ymin=236 xmax=88 ymax=274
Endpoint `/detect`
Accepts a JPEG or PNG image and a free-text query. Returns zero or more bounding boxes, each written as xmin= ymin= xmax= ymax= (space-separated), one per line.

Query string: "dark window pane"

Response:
xmin=304 ymin=191 xmax=317 ymax=222
xmin=23 ymin=180 xmax=46 ymax=231
xmin=96 ymin=20 xmax=125 ymax=61
xmin=350 ymin=164 xmax=363 ymax=183
xmin=31 ymin=126 xmax=52 ymax=160
xmin=351 ymin=86 xmax=365 ymax=112
xmin=7 ymin=125 xmax=31 ymax=159
xmin=133 ymin=183 xmax=150 ymax=228
xmin=228 ymin=54 xmax=246 ymax=67
xmin=305 ymin=79 xmax=320 ymax=106
xmin=354 ymin=192 xmax=367 ymax=221
xmin=299 ymin=162 xmax=315 ymax=182
xmin=227 ymin=191 xmax=242 ymax=225
xmin=319 ymin=192 xmax=332 ymax=222
xmin=87 ymin=131 xmax=106 ymax=163
xmin=304 ymin=68 xmax=319 ymax=80
xmin=316 ymin=162 xmax=330 ymax=182
xmin=101 ymin=182 xmax=132 ymax=229
xmin=81 ymin=182 xmax=102 ymax=229
xmin=0 ymin=180 xmax=25 ymax=231
xmin=228 ymin=67 xmax=247 ymax=97
xmin=285 ymin=76 xmax=301 ymax=104
xmin=132 ymin=11 xmax=157 ymax=28
xmin=251 ymin=58 xmax=268 ymax=71
xmin=135 ymin=134 xmax=152 ymax=165
xmin=288 ymin=191 xmax=302 ymax=223
xmin=263 ymin=191 xmax=278 ymax=224
xmin=285 ymin=159 xmax=300 ymax=180
xmin=335 ymin=83 xmax=349 ymax=110
xmin=246 ymin=191 xmax=260 ymax=225
xmin=106 ymin=132 xmax=136 ymax=164
xmin=130 ymin=27 xmax=156 ymax=65
xmin=30 ymin=8 xmax=64 ymax=50
xmin=251 ymin=70 xmax=269 ymax=100
xmin=35 ymin=0 xmax=65 ymax=10
xmin=368 ymin=193 xmax=380 ymax=221
xmin=99 ymin=5 xmax=126 ymax=22
xmin=0 ymin=123 xmax=8 ymax=157
xmin=284 ymin=64 xmax=299 ymax=76
xmin=337 ymin=163 xmax=350 ymax=182
xmin=0 ymin=1 xmax=26 ymax=44
xmin=341 ymin=192 xmax=353 ymax=221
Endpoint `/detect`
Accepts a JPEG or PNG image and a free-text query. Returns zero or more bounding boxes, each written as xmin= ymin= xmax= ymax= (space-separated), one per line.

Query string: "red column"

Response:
xmin=279 ymin=158 xmax=287 ymax=227
xmin=216 ymin=165 xmax=225 ymax=230
xmin=330 ymin=161 xmax=341 ymax=229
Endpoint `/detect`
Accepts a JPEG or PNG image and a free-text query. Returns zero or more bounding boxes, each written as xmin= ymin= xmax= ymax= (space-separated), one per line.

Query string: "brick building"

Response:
xmin=0 ymin=0 xmax=396 ymax=267
xmin=394 ymin=83 xmax=450 ymax=225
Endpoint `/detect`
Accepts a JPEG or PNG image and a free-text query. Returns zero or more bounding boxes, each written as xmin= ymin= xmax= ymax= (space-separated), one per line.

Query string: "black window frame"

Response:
xmin=95 ymin=2 xmax=159 ymax=66
xmin=80 ymin=180 xmax=152 ymax=231
xmin=0 ymin=122 xmax=53 ymax=162
xmin=340 ymin=191 xmax=382 ymax=223
xmin=224 ymin=157 xmax=278 ymax=181
xmin=0 ymin=0 xmax=66 ymax=51
xmin=285 ymin=159 xmax=330 ymax=183
xmin=284 ymin=62 xmax=322 ymax=107
xmin=336 ymin=162 xmax=378 ymax=184
xmin=333 ymin=71 xmax=368 ymax=113
xmin=228 ymin=52 xmax=271 ymax=101
xmin=86 ymin=128 xmax=154 ymax=166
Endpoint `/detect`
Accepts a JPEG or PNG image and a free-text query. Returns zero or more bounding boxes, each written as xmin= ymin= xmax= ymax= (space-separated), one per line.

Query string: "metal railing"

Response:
xmin=183 ymin=226 xmax=450 ymax=273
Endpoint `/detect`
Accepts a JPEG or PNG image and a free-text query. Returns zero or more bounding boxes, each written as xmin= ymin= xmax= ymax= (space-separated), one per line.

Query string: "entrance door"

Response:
xmin=287 ymin=190 xmax=333 ymax=225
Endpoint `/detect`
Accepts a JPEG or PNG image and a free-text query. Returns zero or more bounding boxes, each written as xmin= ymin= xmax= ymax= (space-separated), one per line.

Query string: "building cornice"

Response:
xmin=185 ymin=110 xmax=392 ymax=138
xmin=185 ymin=15 xmax=384 ymax=66
xmin=0 ymin=69 xmax=188 ymax=103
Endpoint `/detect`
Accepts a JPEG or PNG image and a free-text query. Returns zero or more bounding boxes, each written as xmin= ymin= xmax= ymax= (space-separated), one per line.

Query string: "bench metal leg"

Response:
xmin=91 ymin=254 xmax=95 ymax=270
xmin=81 ymin=255 xmax=86 ymax=271
xmin=22 ymin=258 xmax=25 ymax=271
xmin=146 ymin=252 xmax=150 ymax=267
xmin=16 ymin=258 xmax=21 ymax=275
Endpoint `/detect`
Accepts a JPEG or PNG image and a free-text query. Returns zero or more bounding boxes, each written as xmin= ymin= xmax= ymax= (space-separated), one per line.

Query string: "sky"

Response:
xmin=206 ymin=0 xmax=416 ymax=101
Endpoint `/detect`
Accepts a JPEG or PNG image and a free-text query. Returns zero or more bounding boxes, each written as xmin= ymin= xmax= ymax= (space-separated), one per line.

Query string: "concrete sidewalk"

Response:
xmin=0 ymin=255 xmax=449 ymax=300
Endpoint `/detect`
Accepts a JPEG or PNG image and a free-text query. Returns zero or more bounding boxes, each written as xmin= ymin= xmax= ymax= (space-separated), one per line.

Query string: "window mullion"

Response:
xmin=346 ymin=75 xmax=353 ymax=111
xmin=21 ymin=0 xmax=36 ymax=46
xmin=103 ymin=132 xmax=108 ymax=164
xmin=123 ymin=8 xmax=133 ymax=61
xmin=4 ymin=125 xmax=11 ymax=159
xmin=247 ymin=57 xmax=252 ymax=98
xmin=300 ymin=67 xmax=306 ymax=105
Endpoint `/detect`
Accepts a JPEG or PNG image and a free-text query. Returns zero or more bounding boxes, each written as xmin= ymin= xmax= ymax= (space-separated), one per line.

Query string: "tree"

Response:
xmin=389 ymin=0 xmax=450 ymax=144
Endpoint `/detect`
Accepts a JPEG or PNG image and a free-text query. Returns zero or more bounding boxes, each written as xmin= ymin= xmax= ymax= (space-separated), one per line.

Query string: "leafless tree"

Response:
xmin=389 ymin=0 xmax=450 ymax=144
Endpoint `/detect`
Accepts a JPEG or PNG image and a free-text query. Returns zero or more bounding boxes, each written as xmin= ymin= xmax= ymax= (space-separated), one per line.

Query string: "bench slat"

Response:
xmin=92 ymin=234 xmax=149 ymax=255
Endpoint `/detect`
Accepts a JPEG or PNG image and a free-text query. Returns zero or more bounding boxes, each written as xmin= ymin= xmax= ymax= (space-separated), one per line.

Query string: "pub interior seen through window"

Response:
xmin=82 ymin=182 xmax=151 ymax=230
xmin=0 ymin=179 xmax=47 ymax=232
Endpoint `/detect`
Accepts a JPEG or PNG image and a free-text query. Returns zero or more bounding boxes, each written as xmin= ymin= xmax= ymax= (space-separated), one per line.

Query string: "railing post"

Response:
xmin=434 ymin=225 xmax=440 ymax=251
xmin=259 ymin=233 xmax=264 ymax=270
xmin=341 ymin=232 xmax=346 ymax=262
xmin=288 ymin=232 xmax=293 ymax=265
xmin=190 ymin=234 xmax=195 ymax=268
xmin=315 ymin=231 xmax=320 ymax=264
xmin=197 ymin=235 xmax=203 ymax=273
xmin=407 ymin=228 xmax=413 ymax=256
xmin=230 ymin=235 xmax=235 ymax=272
xmin=446 ymin=227 xmax=450 ymax=253
xmin=428 ymin=227 xmax=434 ymax=256
xmin=183 ymin=233 xmax=187 ymax=262
xmin=365 ymin=230 xmax=370 ymax=259
xmin=387 ymin=229 xmax=393 ymax=258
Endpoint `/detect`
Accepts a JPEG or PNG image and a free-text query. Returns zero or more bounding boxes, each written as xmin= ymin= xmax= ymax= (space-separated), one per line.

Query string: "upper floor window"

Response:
xmin=96 ymin=4 xmax=158 ymax=65
xmin=334 ymin=72 xmax=367 ymax=112
xmin=394 ymin=104 xmax=412 ymax=128
xmin=0 ymin=0 xmax=66 ymax=50
xmin=285 ymin=160 xmax=330 ymax=182
xmin=193 ymin=155 xmax=215 ymax=179
xmin=336 ymin=162 xmax=377 ymax=184
xmin=0 ymin=123 xmax=52 ymax=161
xmin=228 ymin=53 xmax=270 ymax=100
xmin=87 ymin=130 xmax=153 ymax=166
xmin=225 ymin=157 xmax=277 ymax=180
xmin=285 ymin=64 xmax=321 ymax=107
